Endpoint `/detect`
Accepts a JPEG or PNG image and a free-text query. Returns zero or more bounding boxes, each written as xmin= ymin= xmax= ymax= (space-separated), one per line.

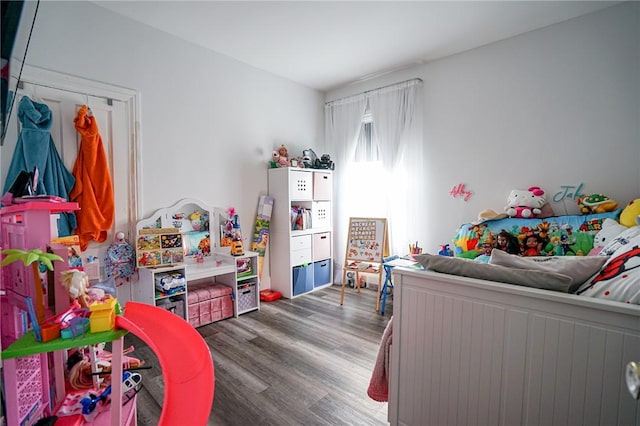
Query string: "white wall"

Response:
xmin=327 ymin=2 xmax=640 ymax=253
xmin=4 ymin=1 xmax=639 ymax=275
xmin=12 ymin=0 xmax=324 ymax=243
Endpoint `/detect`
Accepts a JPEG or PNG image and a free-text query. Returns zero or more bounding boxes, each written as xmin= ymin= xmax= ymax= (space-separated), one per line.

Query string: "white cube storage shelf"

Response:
xmin=268 ymin=168 xmax=334 ymax=298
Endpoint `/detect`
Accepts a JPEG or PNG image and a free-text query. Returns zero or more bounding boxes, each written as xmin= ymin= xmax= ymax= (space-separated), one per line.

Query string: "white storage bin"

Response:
xmin=312 ymin=232 xmax=331 ymax=261
xmin=313 ymin=172 xmax=332 ymax=200
xmin=291 ymin=247 xmax=312 ymax=266
xmin=291 ymin=234 xmax=311 ymax=250
xmin=288 ymin=170 xmax=313 ymax=200
xmin=312 ymin=202 xmax=331 ymax=229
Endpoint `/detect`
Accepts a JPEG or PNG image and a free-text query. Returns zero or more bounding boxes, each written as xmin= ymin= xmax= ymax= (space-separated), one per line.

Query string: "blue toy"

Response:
xmin=438 ymin=244 xmax=453 ymax=257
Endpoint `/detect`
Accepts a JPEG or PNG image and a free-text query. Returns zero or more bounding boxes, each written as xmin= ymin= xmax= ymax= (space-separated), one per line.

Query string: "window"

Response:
xmin=344 ymin=111 xmax=388 ymax=219
xmin=354 ymin=112 xmax=378 ymax=162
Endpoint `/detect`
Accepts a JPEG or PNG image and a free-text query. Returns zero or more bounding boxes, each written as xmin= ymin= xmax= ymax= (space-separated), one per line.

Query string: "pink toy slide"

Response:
xmin=115 ymin=302 xmax=215 ymax=425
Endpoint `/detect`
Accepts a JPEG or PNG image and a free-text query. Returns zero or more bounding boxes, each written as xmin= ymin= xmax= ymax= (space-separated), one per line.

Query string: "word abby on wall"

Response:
xmin=450 ymin=183 xmax=473 ymax=202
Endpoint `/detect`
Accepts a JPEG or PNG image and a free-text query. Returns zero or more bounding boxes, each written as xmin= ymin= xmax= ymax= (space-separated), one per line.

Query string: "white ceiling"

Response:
xmin=93 ymin=1 xmax=621 ymax=92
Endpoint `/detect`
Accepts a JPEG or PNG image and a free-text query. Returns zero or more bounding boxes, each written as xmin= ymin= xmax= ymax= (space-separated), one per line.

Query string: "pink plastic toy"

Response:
xmin=115 ymin=302 xmax=215 ymax=425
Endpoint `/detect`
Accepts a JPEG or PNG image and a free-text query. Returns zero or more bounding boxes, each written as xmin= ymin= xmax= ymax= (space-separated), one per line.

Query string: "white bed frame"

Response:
xmin=389 ymin=268 xmax=640 ymax=426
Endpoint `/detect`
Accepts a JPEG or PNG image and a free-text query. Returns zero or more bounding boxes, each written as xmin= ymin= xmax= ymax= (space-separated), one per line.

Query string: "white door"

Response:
xmin=0 ymin=68 xmax=139 ymax=303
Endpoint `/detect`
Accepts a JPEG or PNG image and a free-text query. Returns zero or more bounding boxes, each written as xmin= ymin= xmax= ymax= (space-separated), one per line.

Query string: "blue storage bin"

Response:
xmin=313 ymin=259 xmax=331 ymax=287
xmin=292 ymin=264 xmax=313 ymax=296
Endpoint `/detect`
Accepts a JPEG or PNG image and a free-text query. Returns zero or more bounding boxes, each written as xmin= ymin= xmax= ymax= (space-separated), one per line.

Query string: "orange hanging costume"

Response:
xmin=70 ymin=105 xmax=115 ymax=251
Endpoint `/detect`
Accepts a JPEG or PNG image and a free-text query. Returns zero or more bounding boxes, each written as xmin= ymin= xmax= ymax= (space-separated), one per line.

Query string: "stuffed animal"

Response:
xmin=589 ymin=218 xmax=627 ymax=255
xmin=620 ymin=198 xmax=640 ymax=227
xmin=272 ymin=145 xmax=290 ymax=168
xmin=505 ymin=187 xmax=546 ymax=218
xmin=577 ymin=194 xmax=618 ymax=214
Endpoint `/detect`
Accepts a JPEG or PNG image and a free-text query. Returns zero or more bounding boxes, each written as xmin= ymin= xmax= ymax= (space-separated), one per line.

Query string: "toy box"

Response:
xmin=187 ymin=282 xmax=233 ymax=327
xmin=89 ymin=297 xmax=117 ymax=333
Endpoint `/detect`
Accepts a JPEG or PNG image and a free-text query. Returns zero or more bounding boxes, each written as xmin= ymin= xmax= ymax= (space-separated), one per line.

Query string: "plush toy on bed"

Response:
xmin=504 ymin=187 xmax=546 ymax=218
xmin=577 ymin=194 xmax=618 ymax=214
xmin=589 ymin=218 xmax=628 ymax=256
xmin=620 ymin=198 xmax=640 ymax=227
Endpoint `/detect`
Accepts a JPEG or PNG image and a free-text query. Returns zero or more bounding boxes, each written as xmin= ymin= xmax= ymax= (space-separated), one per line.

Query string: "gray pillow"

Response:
xmin=489 ymin=249 xmax=608 ymax=293
xmin=414 ymin=254 xmax=573 ymax=293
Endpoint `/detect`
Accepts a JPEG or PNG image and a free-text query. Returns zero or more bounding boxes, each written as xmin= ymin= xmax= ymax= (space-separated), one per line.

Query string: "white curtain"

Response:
xmin=325 ymin=95 xmax=367 ymax=277
xmin=368 ymin=80 xmax=421 ymax=171
xmin=325 ymin=80 xmax=424 ymax=279
xmin=368 ymin=80 xmax=423 ymax=255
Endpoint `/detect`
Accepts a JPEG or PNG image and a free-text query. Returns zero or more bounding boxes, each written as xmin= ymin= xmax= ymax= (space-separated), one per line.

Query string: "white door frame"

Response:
xmin=18 ymin=64 xmax=142 ymax=237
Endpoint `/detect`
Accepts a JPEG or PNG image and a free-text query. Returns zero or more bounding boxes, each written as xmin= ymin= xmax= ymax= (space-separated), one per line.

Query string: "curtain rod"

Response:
xmin=325 ymin=78 xmax=423 ymax=106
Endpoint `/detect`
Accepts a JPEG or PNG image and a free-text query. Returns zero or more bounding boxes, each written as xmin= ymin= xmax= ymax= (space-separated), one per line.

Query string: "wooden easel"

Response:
xmin=340 ymin=217 xmax=389 ymax=311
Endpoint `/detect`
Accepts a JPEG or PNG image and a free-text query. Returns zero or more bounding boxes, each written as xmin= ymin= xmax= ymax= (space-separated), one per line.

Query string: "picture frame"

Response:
xmin=136 ymin=227 xmax=184 ymax=268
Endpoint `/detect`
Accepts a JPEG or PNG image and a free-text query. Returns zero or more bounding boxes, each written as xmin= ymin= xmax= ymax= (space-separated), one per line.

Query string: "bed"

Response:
xmin=387 ymin=211 xmax=640 ymax=425
xmin=388 ymin=267 xmax=640 ymax=425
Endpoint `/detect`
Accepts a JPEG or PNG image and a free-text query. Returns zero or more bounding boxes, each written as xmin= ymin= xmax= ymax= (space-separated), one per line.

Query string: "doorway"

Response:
xmin=0 ymin=65 xmax=140 ymax=302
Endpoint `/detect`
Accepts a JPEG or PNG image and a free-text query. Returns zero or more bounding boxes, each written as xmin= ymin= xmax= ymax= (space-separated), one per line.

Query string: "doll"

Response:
xmin=496 ymin=230 xmax=520 ymax=255
xmin=521 ymin=234 xmax=543 ymax=257
xmin=273 ymin=145 xmax=290 ymax=167
xmin=60 ymin=270 xmax=91 ymax=308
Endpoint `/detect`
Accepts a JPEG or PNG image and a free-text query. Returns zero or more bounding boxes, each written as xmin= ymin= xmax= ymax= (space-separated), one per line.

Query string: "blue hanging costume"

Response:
xmin=2 ymin=96 xmax=76 ymax=236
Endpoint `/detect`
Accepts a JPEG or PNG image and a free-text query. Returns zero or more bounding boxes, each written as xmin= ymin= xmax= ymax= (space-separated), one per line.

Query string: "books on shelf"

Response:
xmin=290 ymin=206 xmax=311 ymax=230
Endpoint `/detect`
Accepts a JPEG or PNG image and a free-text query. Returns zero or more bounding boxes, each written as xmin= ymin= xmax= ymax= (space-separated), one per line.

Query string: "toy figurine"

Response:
xmin=438 ymin=244 xmax=453 ymax=256
xmin=230 ymin=215 xmax=245 ymax=256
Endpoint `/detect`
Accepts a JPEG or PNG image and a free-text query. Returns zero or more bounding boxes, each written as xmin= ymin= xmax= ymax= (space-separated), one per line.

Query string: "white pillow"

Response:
xmin=577 ymin=233 xmax=640 ymax=304
xmin=598 ymin=226 xmax=640 ymax=256
xmin=489 ymin=249 xmax=608 ymax=293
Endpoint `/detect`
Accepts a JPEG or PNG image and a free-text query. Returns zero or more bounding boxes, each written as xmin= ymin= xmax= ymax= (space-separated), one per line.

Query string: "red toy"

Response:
xmin=260 ymin=289 xmax=282 ymax=302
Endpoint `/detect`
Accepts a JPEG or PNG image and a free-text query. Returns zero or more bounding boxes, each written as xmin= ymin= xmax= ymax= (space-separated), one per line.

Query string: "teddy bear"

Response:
xmin=577 ymin=194 xmax=618 ymax=214
xmin=504 ymin=187 xmax=546 ymax=218
xmin=272 ymin=144 xmax=290 ymax=168
xmin=620 ymin=198 xmax=640 ymax=227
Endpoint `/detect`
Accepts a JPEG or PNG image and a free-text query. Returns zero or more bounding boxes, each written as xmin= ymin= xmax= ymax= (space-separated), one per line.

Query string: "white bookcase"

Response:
xmin=268 ymin=168 xmax=333 ymax=298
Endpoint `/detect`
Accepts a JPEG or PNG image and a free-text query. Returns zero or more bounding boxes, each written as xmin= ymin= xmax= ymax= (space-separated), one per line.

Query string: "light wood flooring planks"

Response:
xmin=125 ymin=284 xmax=393 ymax=426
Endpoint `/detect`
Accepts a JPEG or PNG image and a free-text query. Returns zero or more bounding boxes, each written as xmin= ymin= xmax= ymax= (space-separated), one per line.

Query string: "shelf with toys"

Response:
xmin=134 ymin=198 xmax=260 ymax=326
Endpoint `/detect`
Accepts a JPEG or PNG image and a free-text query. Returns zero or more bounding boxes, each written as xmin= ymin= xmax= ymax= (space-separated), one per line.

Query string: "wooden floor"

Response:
xmin=124 ymin=284 xmax=393 ymax=425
